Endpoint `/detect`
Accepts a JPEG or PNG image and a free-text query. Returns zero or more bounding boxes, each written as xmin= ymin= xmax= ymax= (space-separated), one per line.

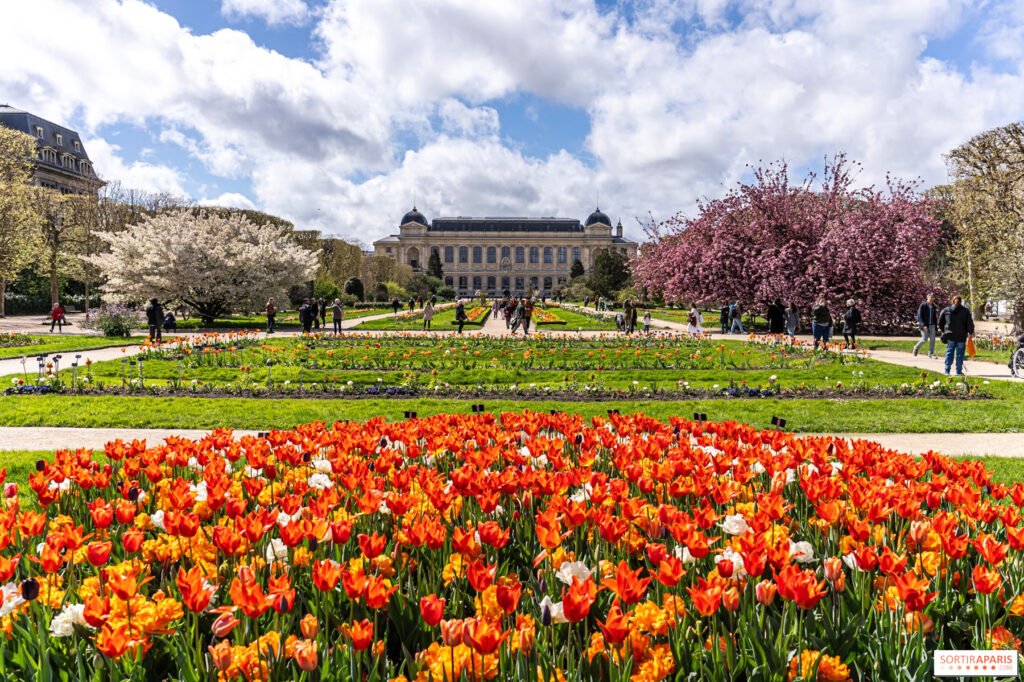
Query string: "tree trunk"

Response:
xmin=1014 ymin=295 xmax=1024 ymax=334
xmin=50 ymin=257 xmax=59 ymax=307
xmin=0 ymin=280 xmax=5 ymax=318
xmin=83 ymin=278 xmax=89 ymax=314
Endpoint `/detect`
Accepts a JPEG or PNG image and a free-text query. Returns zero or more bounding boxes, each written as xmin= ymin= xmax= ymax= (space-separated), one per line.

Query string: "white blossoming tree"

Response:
xmin=89 ymin=209 xmax=318 ymax=322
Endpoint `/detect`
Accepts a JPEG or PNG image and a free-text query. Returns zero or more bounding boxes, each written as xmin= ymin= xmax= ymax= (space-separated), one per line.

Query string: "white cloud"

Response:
xmin=86 ymin=138 xmax=186 ymax=196
xmin=221 ymin=0 xmax=311 ymax=26
xmin=199 ymin=192 xmax=257 ymax=210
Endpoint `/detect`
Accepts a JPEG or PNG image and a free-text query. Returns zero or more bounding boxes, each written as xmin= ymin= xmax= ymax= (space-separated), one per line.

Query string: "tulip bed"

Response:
xmin=4 ymin=411 xmax=1023 ymax=680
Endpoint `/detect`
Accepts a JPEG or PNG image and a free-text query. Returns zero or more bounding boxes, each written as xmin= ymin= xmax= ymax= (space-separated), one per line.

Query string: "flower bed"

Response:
xmin=450 ymin=306 xmax=489 ymax=325
xmin=4 ymin=412 xmax=1023 ymax=679
xmin=0 ymin=332 xmax=35 ymax=349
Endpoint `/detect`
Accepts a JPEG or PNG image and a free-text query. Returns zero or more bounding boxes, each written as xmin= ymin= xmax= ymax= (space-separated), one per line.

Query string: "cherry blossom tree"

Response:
xmin=89 ymin=209 xmax=318 ymax=322
xmin=634 ymin=156 xmax=942 ymax=329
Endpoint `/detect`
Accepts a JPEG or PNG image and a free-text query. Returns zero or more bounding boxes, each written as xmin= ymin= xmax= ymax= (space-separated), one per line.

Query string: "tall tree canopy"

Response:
xmin=634 ymin=156 xmax=941 ymax=328
xmin=89 ymin=209 xmax=317 ymax=322
xmin=944 ymin=122 xmax=1024 ymax=330
xmin=0 ymin=127 xmax=41 ymax=316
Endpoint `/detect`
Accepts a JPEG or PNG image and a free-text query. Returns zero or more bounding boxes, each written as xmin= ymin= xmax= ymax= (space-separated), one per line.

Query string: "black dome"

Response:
xmin=401 ymin=207 xmax=428 ymax=227
xmin=585 ymin=208 xmax=611 ymax=227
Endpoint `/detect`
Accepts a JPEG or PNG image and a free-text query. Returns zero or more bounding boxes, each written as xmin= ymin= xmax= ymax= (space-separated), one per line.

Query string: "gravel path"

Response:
xmin=1 ymin=426 xmax=1021 ymax=457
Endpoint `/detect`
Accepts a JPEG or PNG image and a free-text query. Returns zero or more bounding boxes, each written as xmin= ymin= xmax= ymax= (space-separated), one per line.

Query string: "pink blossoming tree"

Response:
xmin=634 ymin=156 xmax=942 ymax=329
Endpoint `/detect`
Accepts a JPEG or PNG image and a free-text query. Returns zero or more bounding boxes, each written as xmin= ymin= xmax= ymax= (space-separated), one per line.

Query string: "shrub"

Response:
xmin=84 ymin=304 xmax=143 ymax=337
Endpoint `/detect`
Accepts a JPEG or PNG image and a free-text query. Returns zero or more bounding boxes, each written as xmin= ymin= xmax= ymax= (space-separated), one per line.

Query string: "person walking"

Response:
xmin=686 ymin=307 xmax=703 ymax=334
xmin=629 ymin=302 xmax=638 ymax=335
xmin=392 ymin=298 xmax=400 ymax=315
xmin=522 ymin=297 xmax=534 ymax=335
xmin=938 ymin=295 xmax=975 ymax=376
xmin=49 ymin=302 xmax=66 ymax=333
xmin=510 ymin=298 xmax=524 ymax=333
xmin=408 ymin=297 xmax=415 ymax=312
xmin=145 ymin=298 xmax=164 ymax=342
xmin=503 ymin=298 xmax=514 ymax=329
xmin=265 ymin=298 xmax=277 ymax=334
xmin=842 ymin=299 xmax=862 ymax=349
xmin=331 ymin=298 xmax=343 ymax=334
xmin=766 ymin=299 xmax=786 ymax=335
xmin=643 ymin=310 xmax=652 ymax=333
xmin=785 ymin=302 xmax=800 ymax=339
xmin=729 ymin=302 xmax=744 ymax=334
xmin=811 ymin=300 xmax=833 ymax=350
xmin=423 ymin=301 xmax=434 ymax=330
xmin=622 ymin=300 xmax=634 ymax=334
xmin=913 ymin=293 xmax=939 ymax=358
xmin=455 ymin=299 xmax=467 ymax=334
xmin=299 ymin=299 xmax=313 ymax=333
xmin=318 ymin=298 xmax=327 ymax=329
xmin=719 ymin=304 xmax=729 ymax=334
xmin=310 ymin=298 xmax=320 ymax=331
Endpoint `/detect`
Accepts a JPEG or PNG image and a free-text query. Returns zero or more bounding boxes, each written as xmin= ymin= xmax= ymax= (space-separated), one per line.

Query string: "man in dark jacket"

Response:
xmin=938 ymin=295 xmax=975 ymax=376
xmin=145 ymin=298 xmax=164 ymax=342
xmin=913 ymin=293 xmax=939 ymax=358
xmin=766 ymin=299 xmax=786 ymax=335
xmin=298 ymin=299 xmax=313 ymax=333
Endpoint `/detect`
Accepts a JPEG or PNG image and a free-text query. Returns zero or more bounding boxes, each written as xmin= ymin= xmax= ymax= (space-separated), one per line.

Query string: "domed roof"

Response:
xmin=401 ymin=207 xmax=428 ymax=227
xmin=585 ymin=208 xmax=611 ymax=227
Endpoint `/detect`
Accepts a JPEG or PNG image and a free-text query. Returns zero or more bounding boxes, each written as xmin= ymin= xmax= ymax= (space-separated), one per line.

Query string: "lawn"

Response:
xmin=535 ymin=305 xmax=619 ymax=331
xmin=356 ymin=306 xmax=489 ymax=330
xmin=0 ymin=334 xmax=145 ymax=360
xmin=857 ymin=338 xmax=1013 ymax=365
xmin=173 ymin=307 xmax=391 ymax=330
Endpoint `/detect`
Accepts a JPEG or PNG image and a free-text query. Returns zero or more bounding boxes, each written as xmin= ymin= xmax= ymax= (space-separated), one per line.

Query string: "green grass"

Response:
xmin=652 ymin=308 xmax=770 ymax=331
xmin=356 ymin=307 xmax=488 ymax=330
xmin=537 ymin=307 xmax=618 ymax=331
xmin=173 ymin=308 xmax=391 ymax=330
xmin=0 ymin=335 xmax=145 ymax=360
xmin=2 ymin=394 xmax=1023 ymax=434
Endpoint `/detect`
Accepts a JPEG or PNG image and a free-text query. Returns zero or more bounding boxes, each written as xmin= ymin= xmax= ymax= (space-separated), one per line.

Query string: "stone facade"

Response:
xmin=373 ymin=208 xmax=638 ymax=296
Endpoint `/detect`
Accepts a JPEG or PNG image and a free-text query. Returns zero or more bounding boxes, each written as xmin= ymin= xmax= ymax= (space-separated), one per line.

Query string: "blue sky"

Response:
xmin=2 ymin=0 xmax=1023 ymax=245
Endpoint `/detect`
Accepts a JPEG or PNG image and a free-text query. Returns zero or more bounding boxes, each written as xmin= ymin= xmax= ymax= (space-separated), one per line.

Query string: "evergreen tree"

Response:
xmin=344 ymin=276 xmax=365 ymax=302
xmin=570 ymin=259 xmax=585 ymax=279
xmin=588 ymin=249 xmax=631 ymax=298
xmin=427 ymin=249 xmax=444 ymax=279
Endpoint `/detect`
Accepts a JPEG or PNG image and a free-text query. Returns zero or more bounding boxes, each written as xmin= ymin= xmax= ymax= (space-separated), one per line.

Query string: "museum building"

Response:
xmin=373 ymin=207 xmax=639 ymax=296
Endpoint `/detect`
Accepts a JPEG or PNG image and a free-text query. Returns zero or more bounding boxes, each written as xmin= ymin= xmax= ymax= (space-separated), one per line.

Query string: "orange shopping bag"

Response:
xmin=966 ymin=337 xmax=977 ymax=358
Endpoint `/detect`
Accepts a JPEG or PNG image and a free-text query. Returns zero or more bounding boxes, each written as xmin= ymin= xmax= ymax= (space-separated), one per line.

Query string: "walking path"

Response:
xmin=1 ymin=426 xmax=1021 ymax=457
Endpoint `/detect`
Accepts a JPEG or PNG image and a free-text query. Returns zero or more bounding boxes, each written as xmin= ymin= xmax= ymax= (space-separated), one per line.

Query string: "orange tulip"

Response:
xmin=466 ymin=617 xmax=509 ymax=655
xmin=211 ymin=611 xmax=241 ymax=638
xmin=496 ymin=575 xmax=522 ymax=614
xmin=348 ymin=619 xmax=374 ymax=651
xmin=86 ymin=541 xmax=112 ymax=567
xmin=363 ymin=574 xmax=398 ymax=609
xmin=95 ymin=623 xmax=131 ymax=659
xmin=601 ymin=560 xmax=651 ymax=605
xmin=656 ymin=556 xmax=685 ymax=588
xmin=420 ymin=594 xmax=446 ymax=626
xmin=176 ymin=566 xmax=213 ymax=613
xmin=687 ymin=577 xmax=723 ymax=617
xmin=972 ymin=565 xmax=1002 ymax=595
xmin=467 ymin=559 xmax=497 ymax=592
xmin=293 ymin=638 xmax=318 ymax=671
xmin=299 ymin=614 xmax=319 ymax=639
xmin=755 ymin=580 xmax=777 ymax=606
xmin=561 ymin=576 xmax=597 ymax=623
xmin=208 ymin=640 xmax=233 ymax=672
xmin=357 ymin=532 xmax=387 ymax=559
xmin=974 ymin=534 xmax=1008 ymax=566
xmin=312 ymin=559 xmax=343 ymax=592
xmin=597 ymin=600 xmax=630 ymax=645
xmin=229 ymin=569 xmax=270 ymax=619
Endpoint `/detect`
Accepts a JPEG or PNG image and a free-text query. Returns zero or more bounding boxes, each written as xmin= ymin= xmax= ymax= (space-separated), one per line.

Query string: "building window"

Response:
xmin=472 ymin=276 xmax=482 ymax=291
xmin=529 ymin=247 xmax=539 ymax=264
xmin=572 ymin=247 xmax=581 ymax=264
xmin=73 ymin=140 xmax=81 ymax=152
xmin=385 ymin=247 xmax=392 ymax=254
xmin=543 ymin=247 xmax=553 ymax=264
xmin=529 ymin=276 xmax=539 ymax=290
xmin=431 ymin=246 xmax=440 ymax=258
xmin=515 ymin=276 xmax=524 ymax=291
xmin=444 ymin=246 xmax=454 ymax=263
xmin=487 ymin=246 xmax=496 ymax=263
xmin=80 ymin=162 xmax=90 ymax=175
xmin=501 ymin=277 xmax=510 ymax=292
xmin=459 ymin=246 xmax=468 ymax=263
xmin=557 ymin=277 xmax=566 ymax=286
xmin=515 ymin=247 xmax=525 ymax=264
xmin=472 ymin=246 xmax=482 ymax=264
xmin=458 ymin=276 xmax=468 ymax=290
xmin=486 ymin=276 xmax=496 ymax=291
xmin=445 ymin=277 xmax=453 ymax=287
xmin=543 ymin=277 xmax=552 ymax=291
xmin=56 ymin=134 xmax=63 ymax=146
xmin=558 ymin=247 xmax=567 ymax=264
xmin=35 ymin=126 xmax=43 ymax=138
xmin=501 ymin=246 xmax=511 ymax=260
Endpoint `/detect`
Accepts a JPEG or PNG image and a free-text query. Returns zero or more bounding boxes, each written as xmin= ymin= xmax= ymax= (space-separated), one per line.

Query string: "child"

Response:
xmin=642 ymin=310 xmax=651 ymax=333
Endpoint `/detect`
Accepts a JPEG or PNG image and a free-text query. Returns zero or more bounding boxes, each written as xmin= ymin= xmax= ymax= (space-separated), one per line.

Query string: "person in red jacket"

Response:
xmin=50 ymin=302 xmax=65 ymax=333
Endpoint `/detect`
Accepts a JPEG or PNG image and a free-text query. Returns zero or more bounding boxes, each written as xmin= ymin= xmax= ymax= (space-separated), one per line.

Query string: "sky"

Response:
xmin=2 ymin=0 xmax=1023 ymax=247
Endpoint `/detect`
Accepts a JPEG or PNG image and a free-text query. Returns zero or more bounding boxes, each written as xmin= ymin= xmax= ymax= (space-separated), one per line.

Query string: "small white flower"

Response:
xmin=721 ymin=546 xmax=748 ymax=579
xmin=674 ymin=545 xmax=697 ymax=564
xmin=150 ymin=509 xmax=166 ymax=530
xmin=539 ymin=595 xmax=568 ymax=625
xmin=312 ymin=458 xmax=333 ymax=474
xmin=265 ymin=538 xmax=289 ymax=565
xmin=0 ymin=583 xmax=25 ymax=618
xmin=720 ymin=514 xmax=749 ymax=535
xmin=555 ymin=561 xmax=593 ymax=585
xmin=308 ymin=472 xmax=333 ymax=490
xmin=49 ymin=604 xmax=91 ymax=637
xmin=842 ymin=552 xmax=862 ymax=572
xmin=789 ymin=540 xmax=816 ymax=563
